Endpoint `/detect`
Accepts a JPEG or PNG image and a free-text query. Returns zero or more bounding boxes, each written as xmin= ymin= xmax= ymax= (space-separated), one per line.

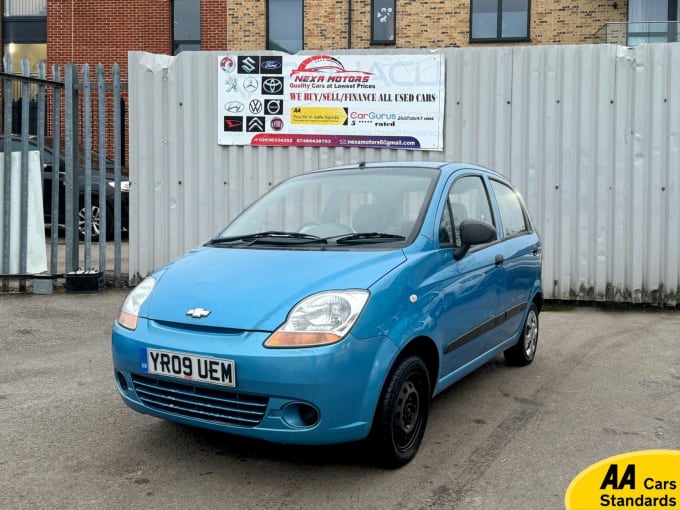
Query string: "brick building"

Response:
xmin=4 ymin=1 xmax=680 ymax=78
xmin=1 ymin=0 xmax=677 ymax=146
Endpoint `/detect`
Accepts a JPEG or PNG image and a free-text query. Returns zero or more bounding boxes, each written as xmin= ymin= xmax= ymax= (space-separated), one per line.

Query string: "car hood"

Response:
xmin=145 ymin=246 xmax=406 ymax=331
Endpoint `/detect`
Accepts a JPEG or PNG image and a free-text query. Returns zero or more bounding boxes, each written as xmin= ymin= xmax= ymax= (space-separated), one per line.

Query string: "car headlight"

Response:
xmin=108 ymin=181 xmax=131 ymax=192
xmin=117 ymin=276 xmax=156 ymax=330
xmin=264 ymin=290 xmax=370 ymax=348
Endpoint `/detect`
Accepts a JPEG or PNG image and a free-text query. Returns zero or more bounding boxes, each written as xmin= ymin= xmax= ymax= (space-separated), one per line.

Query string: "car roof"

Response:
xmin=314 ymin=161 xmax=508 ymax=181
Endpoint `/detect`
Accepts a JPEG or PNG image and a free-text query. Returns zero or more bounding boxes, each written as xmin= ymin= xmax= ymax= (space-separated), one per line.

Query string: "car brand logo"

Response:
xmin=186 ymin=307 xmax=211 ymax=318
xmin=270 ymin=118 xmax=284 ymax=131
xmin=220 ymin=56 xmax=236 ymax=73
xmin=249 ymin=99 xmax=263 ymax=114
xmin=223 ymin=116 xmax=243 ymax=131
xmin=224 ymin=78 xmax=238 ymax=92
xmin=224 ymin=101 xmax=245 ymax=113
xmin=243 ymin=77 xmax=259 ymax=93
xmin=247 ymin=117 xmax=265 ymax=132
xmin=261 ymin=58 xmax=282 ymax=73
xmin=265 ymin=99 xmax=283 ymax=115
xmin=239 ymin=56 xmax=258 ymax=74
xmin=262 ymin=77 xmax=283 ymax=94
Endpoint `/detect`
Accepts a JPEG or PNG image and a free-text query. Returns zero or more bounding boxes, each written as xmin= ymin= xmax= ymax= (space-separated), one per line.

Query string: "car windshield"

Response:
xmin=214 ymin=166 xmax=439 ymax=248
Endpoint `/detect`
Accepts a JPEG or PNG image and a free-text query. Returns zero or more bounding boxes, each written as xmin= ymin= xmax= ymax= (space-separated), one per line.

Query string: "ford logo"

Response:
xmin=261 ymin=60 xmax=282 ymax=71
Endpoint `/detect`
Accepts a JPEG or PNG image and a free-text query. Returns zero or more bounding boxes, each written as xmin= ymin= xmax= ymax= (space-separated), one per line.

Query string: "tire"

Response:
xmin=504 ymin=302 xmax=539 ymax=366
xmin=370 ymin=356 xmax=430 ymax=468
xmin=79 ymin=197 xmax=114 ymax=241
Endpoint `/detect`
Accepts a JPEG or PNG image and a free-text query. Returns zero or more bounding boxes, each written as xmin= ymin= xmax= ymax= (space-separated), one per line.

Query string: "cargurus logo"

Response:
xmin=349 ymin=112 xmax=397 ymax=120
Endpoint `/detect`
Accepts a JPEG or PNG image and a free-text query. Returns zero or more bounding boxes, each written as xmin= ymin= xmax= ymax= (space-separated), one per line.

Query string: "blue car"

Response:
xmin=112 ymin=162 xmax=542 ymax=467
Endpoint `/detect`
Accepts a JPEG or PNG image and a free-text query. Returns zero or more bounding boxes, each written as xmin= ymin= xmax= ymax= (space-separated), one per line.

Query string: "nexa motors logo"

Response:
xmin=290 ymin=55 xmax=374 ymax=84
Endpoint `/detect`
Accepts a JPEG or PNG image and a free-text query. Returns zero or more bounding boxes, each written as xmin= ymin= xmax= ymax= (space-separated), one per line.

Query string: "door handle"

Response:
xmin=495 ymin=254 xmax=504 ymax=267
xmin=532 ymin=244 xmax=541 ymax=256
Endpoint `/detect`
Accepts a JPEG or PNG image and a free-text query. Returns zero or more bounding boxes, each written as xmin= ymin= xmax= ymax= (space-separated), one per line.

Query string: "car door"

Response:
xmin=434 ymin=174 xmax=505 ymax=376
xmin=486 ymin=177 xmax=542 ymax=343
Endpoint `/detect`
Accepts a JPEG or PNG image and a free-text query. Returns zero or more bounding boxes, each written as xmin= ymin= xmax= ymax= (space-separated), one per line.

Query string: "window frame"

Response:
xmin=469 ymin=0 xmax=531 ymax=44
xmin=371 ymin=0 xmax=397 ymax=45
xmin=489 ymin=178 xmax=532 ymax=239
xmin=266 ymin=0 xmax=304 ymax=54
xmin=172 ymin=0 xmax=201 ymax=55
xmin=438 ymin=174 xmax=496 ymax=249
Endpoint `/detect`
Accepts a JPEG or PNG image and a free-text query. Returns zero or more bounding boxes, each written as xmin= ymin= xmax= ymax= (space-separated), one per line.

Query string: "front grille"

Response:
xmin=131 ymin=374 xmax=269 ymax=427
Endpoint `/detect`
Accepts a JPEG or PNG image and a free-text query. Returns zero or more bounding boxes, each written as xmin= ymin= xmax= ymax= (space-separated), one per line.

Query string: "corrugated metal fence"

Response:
xmin=128 ymin=44 xmax=679 ymax=305
xmin=0 ymin=57 xmax=128 ymax=292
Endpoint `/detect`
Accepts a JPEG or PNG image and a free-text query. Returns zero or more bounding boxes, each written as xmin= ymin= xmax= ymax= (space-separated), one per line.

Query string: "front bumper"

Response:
xmin=112 ymin=318 xmax=398 ymax=445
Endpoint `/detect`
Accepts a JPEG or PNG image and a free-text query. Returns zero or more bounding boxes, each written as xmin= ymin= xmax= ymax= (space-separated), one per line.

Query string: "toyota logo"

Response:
xmin=243 ymin=77 xmax=259 ymax=93
xmin=262 ymin=78 xmax=283 ymax=94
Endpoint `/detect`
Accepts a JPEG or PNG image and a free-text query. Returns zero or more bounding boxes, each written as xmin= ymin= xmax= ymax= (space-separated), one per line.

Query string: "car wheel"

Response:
xmin=79 ymin=198 xmax=113 ymax=241
xmin=370 ymin=356 xmax=430 ymax=468
xmin=504 ymin=302 xmax=539 ymax=366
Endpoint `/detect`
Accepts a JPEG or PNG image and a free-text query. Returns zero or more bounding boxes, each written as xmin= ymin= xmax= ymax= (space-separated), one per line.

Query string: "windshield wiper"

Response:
xmin=334 ymin=232 xmax=406 ymax=245
xmin=207 ymin=231 xmax=327 ymax=246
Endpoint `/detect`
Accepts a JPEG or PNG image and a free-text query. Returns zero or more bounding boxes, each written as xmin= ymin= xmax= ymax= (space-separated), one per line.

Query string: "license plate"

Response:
xmin=143 ymin=348 xmax=235 ymax=387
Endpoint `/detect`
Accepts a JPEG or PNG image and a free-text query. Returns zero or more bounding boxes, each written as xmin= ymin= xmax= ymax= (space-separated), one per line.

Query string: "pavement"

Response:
xmin=0 ymin=292 xmax=679 ymax=510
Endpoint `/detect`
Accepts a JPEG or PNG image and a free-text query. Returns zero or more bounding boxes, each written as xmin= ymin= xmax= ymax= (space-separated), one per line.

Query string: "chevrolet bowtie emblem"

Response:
xmin=186 ymin=308 xmax=211 ymax=318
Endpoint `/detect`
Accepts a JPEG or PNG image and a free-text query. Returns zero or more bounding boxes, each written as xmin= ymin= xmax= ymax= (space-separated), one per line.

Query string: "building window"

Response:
xmin=470 ymin=0 xmax=530 ymax=42
xmin=3 ymin=0 xmax=46 ymax=16
xmin=628 ymin=0 xmax=678 ymax=45
xmin=267 ymin=0 xmax=303 ymax=54
xmin=173 ymin=0 xmax=201 ymax=55
xmin=371 ymin=0 xmax=396 ymax=45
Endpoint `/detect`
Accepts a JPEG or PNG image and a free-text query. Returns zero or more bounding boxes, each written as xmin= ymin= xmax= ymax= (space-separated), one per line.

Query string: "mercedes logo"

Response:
xmin=243 ymin=77 xmax=259 ymax=93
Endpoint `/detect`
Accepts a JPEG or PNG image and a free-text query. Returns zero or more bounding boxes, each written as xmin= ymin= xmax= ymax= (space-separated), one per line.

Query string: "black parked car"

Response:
xmin=0 ymin=135 xmax=129 ymax=240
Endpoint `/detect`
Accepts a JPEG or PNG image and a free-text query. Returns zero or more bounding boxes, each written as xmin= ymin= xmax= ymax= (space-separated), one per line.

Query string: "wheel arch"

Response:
xmin=393 ymin=336 xmax=440 ymax=398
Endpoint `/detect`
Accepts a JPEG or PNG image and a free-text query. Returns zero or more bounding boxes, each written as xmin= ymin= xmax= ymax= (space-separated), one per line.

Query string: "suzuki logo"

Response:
xmin=186 ymin=308 xmax=211 ymax=318
xmin=241 ymin=57 xmax=256 ymax=73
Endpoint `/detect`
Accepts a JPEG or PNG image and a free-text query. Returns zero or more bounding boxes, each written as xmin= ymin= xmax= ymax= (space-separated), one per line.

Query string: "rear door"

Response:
xmin=487 ymin=178 xmax=541 ymax=342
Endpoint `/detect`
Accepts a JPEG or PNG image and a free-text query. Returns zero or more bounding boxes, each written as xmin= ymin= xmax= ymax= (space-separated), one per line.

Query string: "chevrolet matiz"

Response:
xmin=112 ymin=162 xmax=543 ymax=467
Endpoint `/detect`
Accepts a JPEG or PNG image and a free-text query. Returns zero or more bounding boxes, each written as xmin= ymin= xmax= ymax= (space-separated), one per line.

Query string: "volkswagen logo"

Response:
xmin=186 ymin=308 xmax=211 ymax=318
xmin=249 ymin=99 xmax=263 ymax=114
xmin=262 ymin=77 xmax=283 ymax=94
xmin=224 ymin=101 xmax=245 ymax=113
xmin=243 ymin=77 xmax=259 ymax=93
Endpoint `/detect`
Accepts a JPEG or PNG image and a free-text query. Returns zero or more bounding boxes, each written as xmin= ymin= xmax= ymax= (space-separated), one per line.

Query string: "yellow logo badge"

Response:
xmin=565 ymin=450 xmax=680 ymax=509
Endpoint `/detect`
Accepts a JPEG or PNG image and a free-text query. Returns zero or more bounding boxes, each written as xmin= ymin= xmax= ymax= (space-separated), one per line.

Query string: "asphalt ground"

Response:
xmin=0 ymin=292 xmax=678 ymax=510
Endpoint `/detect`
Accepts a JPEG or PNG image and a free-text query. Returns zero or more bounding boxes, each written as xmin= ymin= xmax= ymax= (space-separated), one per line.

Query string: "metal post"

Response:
xmin=113 ymin=64 xmax=122 ymax=286
xmin=50 ymin=65 xmax=61 ymax=275
xmin=64 ymin=64 xmax=79 ymax=272
xmin=1 ymin=55 xmax=12 ymax=291
xmin=83 ymin=64 xmax=92 ymax=269
xmin=97 ymin=64 xmax=107 ymax=277
xmin=19 ymin=58 xmax=30 ymax=291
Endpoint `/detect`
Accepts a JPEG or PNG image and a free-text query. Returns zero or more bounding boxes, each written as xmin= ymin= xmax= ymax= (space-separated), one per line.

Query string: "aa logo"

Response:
xmin=565 ymin=450 xmax=680 ymax=509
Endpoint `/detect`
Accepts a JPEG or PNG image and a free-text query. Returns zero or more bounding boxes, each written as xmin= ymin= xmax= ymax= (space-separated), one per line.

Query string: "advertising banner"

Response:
xmin=217 ymin=53 xmax=445 ymax=150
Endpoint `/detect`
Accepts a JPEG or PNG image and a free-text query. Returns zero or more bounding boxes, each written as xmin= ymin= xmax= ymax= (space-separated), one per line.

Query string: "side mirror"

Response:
xmin=454 ymin=219 xmax=497 ymax=260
